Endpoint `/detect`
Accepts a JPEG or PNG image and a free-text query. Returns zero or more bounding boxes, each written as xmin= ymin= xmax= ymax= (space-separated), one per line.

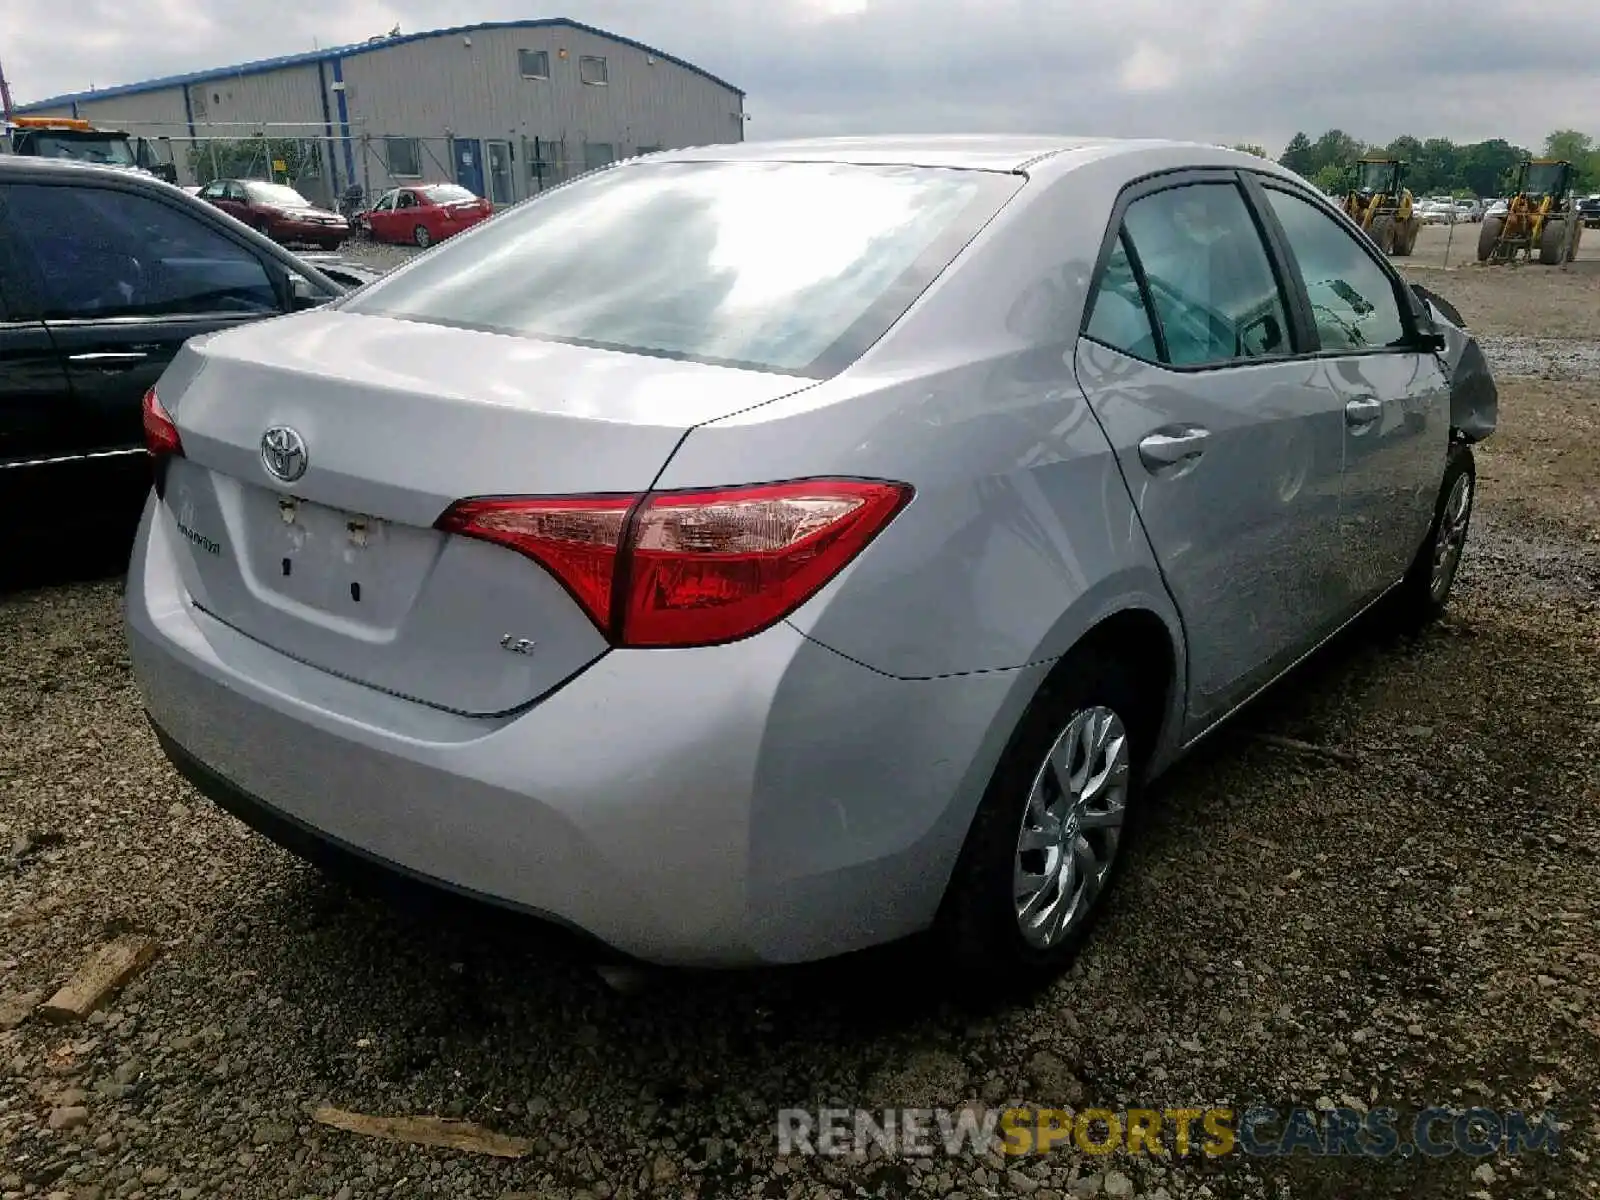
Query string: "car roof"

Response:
xmin=0 ymin=156 xmax=170 ymax=185
xmin=652 ymin=135 xmax=1254 ymax=176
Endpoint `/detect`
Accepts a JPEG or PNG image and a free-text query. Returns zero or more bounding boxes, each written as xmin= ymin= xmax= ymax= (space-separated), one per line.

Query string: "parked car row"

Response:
xmin=1417 ymin=196 xmax=1484 ymax=225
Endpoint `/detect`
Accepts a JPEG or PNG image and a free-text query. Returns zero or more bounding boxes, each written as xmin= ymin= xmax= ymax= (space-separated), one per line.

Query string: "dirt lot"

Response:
xmin=2 ymin=262 xmax=1598 ymax=1200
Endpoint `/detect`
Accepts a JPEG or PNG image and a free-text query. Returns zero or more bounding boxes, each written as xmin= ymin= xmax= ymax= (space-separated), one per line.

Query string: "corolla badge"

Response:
xmin=260 ymin=425 xmax=309 ymax=483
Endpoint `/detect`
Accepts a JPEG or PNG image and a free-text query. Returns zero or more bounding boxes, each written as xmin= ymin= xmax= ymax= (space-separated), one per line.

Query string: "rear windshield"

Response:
xmin=244 ymin=182 xmax=312 ymax=207
xmin=420 ymin=184 xmax=477 ymax=203
xmin=340 ymin=160 xmax=1020 ymax=376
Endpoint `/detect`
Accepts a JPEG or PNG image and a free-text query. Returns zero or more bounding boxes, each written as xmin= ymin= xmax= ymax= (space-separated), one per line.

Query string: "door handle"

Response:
xmin=1138 ymin=426 xmax=1211 ymax=471
xmin=1344 ymin=396 xmax=1384 ymax=428
xmin=68 ymin=351 xmax=148 ymax=370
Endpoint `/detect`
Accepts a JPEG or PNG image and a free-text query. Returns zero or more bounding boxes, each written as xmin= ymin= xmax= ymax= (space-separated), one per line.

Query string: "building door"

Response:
xmin=485 ymin=141 xmax=515 ymax=206
xmin=453 ymin=139 xmax=485 ymax=198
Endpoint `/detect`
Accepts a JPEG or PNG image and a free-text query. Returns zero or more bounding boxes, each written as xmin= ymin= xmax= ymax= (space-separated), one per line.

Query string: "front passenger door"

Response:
xmin=0 ymin=225 xmax=76 ymax=538
xmin=1074 ymin=174 xmax=1350 ymax=734
xmin=1255 ymin=183 xmax=1450 ymax=607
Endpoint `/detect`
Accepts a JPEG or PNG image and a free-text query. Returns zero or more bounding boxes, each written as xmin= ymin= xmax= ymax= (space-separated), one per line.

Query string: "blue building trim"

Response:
xmin=15 ymin=18 xmax=744 ymax=111
xmin=330 ymin=58 xmax=356 ymax=192
xmin=316 ymin=59 xmax=339 ymax=192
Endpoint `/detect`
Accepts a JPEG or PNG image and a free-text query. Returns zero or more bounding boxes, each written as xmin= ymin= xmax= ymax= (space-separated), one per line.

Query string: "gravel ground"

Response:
xmin=3 ymin=268 xmax=1599 ymax=1200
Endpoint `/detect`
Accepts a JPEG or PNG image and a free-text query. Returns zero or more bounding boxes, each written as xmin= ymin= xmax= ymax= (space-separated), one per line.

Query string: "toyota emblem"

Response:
xmin=260 ymin=425 xmax=308 ymax=483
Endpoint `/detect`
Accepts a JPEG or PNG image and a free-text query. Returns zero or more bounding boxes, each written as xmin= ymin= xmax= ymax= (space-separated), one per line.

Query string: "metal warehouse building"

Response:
xmin=16 ymin=18 xmax=746 ymax=207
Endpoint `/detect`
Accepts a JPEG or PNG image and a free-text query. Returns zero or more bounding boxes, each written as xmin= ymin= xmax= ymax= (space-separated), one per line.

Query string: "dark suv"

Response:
xmin=0 ymin=159 xmax=358 ymax=559
xmin=1578 ymin=195 xmax=1600 ymax=230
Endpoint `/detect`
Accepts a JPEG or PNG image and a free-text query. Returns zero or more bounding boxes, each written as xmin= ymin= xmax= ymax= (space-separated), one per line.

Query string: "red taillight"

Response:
xmin=435 ymin=495 xmax=633 ymax=631
xmin=141 ymin=387 xmax=183 ymax=459
xmin=435 ymin=479 xmax=911 ymax=648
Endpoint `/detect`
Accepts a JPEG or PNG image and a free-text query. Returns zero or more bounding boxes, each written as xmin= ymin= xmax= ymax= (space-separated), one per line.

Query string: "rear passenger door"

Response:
xmin=1252 ymin=181 xmax=1450 ymax=606
xmin=1074 ymin=171 xmax=1350 ymax=733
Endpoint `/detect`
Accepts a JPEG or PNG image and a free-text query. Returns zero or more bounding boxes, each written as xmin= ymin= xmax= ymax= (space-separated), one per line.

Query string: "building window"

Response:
xmin=518 ymin=49 xmax=549 ymax=79
xmin=583 ymin=143 xmax=615 ymax=172
xmin=579 ymin=55 xmax=608 ymax=86
xmin=386 ymin=137 xmax=421 ymax=178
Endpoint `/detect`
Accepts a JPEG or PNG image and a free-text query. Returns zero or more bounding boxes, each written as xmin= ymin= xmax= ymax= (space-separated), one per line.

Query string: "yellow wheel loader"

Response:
xmin=1478 ymin=159 xmax=1582 ymax=265
xmin=1342 ymin=159 xmax=1420 ymax=257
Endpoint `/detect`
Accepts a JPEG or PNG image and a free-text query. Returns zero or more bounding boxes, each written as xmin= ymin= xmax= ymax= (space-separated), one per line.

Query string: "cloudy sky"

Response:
xmin=7 ymin=0 xmax=1598 ymax=155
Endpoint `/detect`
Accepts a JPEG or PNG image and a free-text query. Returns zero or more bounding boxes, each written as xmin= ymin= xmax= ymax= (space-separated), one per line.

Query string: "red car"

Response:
xmin=363 ymin=184 xmax=494 ymax=247
xmin=195 ymin=178 xmax=349 ymax=249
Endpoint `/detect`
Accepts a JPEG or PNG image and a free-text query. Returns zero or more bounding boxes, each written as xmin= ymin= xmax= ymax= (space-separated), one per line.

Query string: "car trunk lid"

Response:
xmin=155 ymin=309 xmax=812 ymax=715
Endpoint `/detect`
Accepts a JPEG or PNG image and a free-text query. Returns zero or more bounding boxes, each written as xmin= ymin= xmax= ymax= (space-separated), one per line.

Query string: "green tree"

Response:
xmin=1309 ymin=130 xmax=1366 ymax=175
xmin=1458 ymin=139 xmax=1527 ymax=198
xmin=1542 ymin=129 xmax=1598 ymax=190
xmin=1410 ymin=138 xmax=1460 ymax=196
xmin=188 ymin=135 xmax=322 ymax=188
xmin=1311 ymin=162 xmax=1355 ymax=196
xmin=1232 ymin=143 xmax=1269 ymax=158
xmin=1279 ymin=131 xmax=1314 ymax=176
xmin=1383 ymin=135 xmax=1424 ymax=164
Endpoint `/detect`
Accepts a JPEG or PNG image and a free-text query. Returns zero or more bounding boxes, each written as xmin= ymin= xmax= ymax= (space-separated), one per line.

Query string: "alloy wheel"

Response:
xmin=1430 ymin=471 xmax=1473 ymax=602
xmin=1013 ymin=705 xmax=1130 ymax=950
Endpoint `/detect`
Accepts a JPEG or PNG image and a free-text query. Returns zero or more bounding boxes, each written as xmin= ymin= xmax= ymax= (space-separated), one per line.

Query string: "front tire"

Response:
xmin=1477 ymin=216 xmax=1504 ymax=262
xmin=1390 ymin=446 xmax=1475 ymax=632
xmin=1371 ymin=214 xmax=1396 ymax=255
xmin=936 ymin=648 xmax=1146 ymax=992
xmin=1537 ymin=218 xmax=1566 ymax=265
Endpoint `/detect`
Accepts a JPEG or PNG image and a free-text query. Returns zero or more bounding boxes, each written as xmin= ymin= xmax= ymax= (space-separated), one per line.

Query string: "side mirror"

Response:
xmin=1415 ymin=330 xmax=1447 ymax=354
xmin=288 ymin=274 xmax=327 ymax=311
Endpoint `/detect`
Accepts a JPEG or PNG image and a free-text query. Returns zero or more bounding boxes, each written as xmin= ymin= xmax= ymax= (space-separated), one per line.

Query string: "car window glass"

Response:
xmin=343 ymin=159 xmax=1020 ymax=376
xmin=1261 ymin=187 xmax=1409 ymax=353
xmin=1083 ymin=232 xmax=1159 ymax=361
xmin=1121 ymin=183 xmax=1291 ymax=367
xmin=398 ymin=192 xmax=416 ymax=209
xmin=3 ymin=184 xmax=280 ymax=320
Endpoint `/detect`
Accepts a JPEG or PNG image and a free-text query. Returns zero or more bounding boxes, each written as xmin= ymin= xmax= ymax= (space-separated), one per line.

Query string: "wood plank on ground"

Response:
xmin=39 ymin=935 xmax=158 ymax=1023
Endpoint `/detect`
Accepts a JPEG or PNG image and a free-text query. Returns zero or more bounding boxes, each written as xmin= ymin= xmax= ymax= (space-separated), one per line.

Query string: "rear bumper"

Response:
xmin=126 ymin=496 xmax=1043 ymax=966
xmin=272 ymin=218 xmax=348 ymax=241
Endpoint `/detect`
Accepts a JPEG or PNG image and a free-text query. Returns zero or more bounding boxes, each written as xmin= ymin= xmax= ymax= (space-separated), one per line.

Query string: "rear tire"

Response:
xmin=1477 ymin=216 xmax=1504 ymax=262
xmin=1389 ymin=446 xmax=1475 ymax=633
xmin=413 ymin=224 xmax=432 ymax=248
xmin=936 ymin=647 xmax=1150 ymax=995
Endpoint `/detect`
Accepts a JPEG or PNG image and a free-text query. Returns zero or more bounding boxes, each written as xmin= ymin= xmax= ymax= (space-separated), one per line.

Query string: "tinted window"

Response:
xmin=2 ymin=184 xmax=279 ymax=320
xmin=242 ymin=182 xmax=311 ymax=208
xmin=1084 ymin=232 xmax=1159 ymax=360
xmin=1122 ymin=183 xmax=1291 ymax=367
xmin=1261 ymin=188 xmax=1409 ymax=352
xmin=420 ymin=185 xmax=476 ymax=203
xmin=342 ymin=160 xmax=1020 ymax=376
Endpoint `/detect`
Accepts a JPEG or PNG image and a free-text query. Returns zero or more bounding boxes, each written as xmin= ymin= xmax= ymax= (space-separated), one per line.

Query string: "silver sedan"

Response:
xmin=126 ymin=136 xmax=1493 ymax=987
